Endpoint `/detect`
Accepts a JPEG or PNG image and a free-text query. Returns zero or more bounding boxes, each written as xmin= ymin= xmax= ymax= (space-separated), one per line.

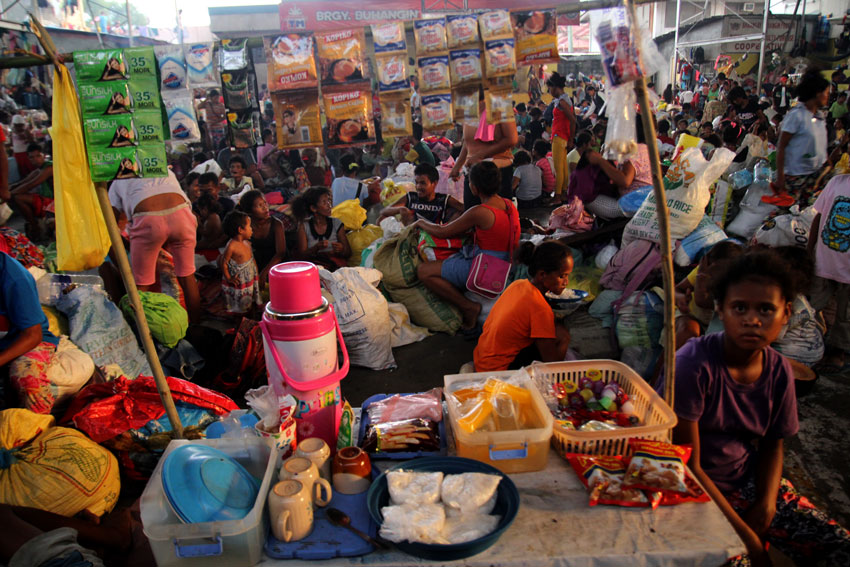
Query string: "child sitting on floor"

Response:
xmin=661 ymin=249 xmax=850 ymax=565
xmin=511 ymin=150 xmax=543 ymax=209
xmin=220 ymin=211 xmax=262 ymax=316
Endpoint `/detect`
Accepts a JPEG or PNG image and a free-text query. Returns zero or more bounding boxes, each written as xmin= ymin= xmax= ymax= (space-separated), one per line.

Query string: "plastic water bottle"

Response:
xmin=753 ymin=160 xmax=772 ymax=183
xmin=729 ymin=169 xmax=754 ymax=190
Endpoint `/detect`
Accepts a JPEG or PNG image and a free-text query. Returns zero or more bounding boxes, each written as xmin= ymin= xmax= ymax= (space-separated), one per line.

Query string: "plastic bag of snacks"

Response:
xmin=323 ymin=88 xmax=374 ymax=148
xmin=372 ymin=22 xmax=407 ymax=54
xmin=483 ymin=39 xmax=516 ymax=78
xmin=511 ymin=10 xmax=559 ymax=66
xmin=449 ymin=49 xmax=483 ymax=86
xmin=452 ymin=88 xmax=479 ymax=126
xmin=414 ymin=18 xmax=448 ymax=55
xmin=418 ymin=56 xmax=451 ymax=93
xmin=421 ymin=92 xmax=453 ymax=131
xmin=567 ymin=453 xmax=652 ymax=507
xmin=265 ymin=34 xmax=318 ymax=91
xmin=485 ymin=88 xmax=514 ymax=124
xmin=376 ymin=55 xmax=409 ymax=93
xmin=623 ymin=439 xmax=691 ymax=495
xmin=273 ymin=91 xmax=323 ymax=149
xmin=361 ymin=418 xmax=441 ymax=453
xmin=446 ymin=14 xmax=480 ymax=48
xmin=380 ymin=93 xmax=413 ymax=138
xmin=448 ymin=376 xmax=534 ymax=434
xmin=315 ymin=29 xmax=368 ymax=86
xmin=478 ymin=10 xmax=513 ymax=41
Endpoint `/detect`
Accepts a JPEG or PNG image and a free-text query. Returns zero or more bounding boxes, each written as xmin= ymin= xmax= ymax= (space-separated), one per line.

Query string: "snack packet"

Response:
xmin=449 ymin=49 xmax=483 ymax=86
xmin=361 ymin=418 xmax=441 ymax=453
xmin=376 ymin=55 xmax=409 ymax=93
xmin=78 ymin=81 xmax=132 ymax=116
xmin=75 ymin=49 xmax=128 ymax=82
xmin=644 ymin=444 xmax=711 ymax=507
xmin=124 ymin=46 xmax=157 ymax=80
xmin=478 ymin=10 xmax=513 ymax=41
xmin=371 ymin=22 xmax=407 ymax=55
xmin=566 ymin=453 xmax=651 ymax=507
xmin=417 ymin=55 xmax=451 ymax=93
xmin=154 ymin=44 xmax=188 ymax=91
xmin=511 ymin=10 xmax=559 ymax=66
xmin=273 ymin=90 xmax=323 ymax=149
xmin=484 ymin=38 xmax=516 ymax=78
xmin=185 ymin=42 xmax=218 ymax=87
xmin=87 ymin=145 xmax=167 ymax=182
xmin=446 ymin=14 xmax=480 ymax=48
xmin=323 ymin=88 xmax=375 ymax=149
xmin=316 ymin=28 xmax=368 ymax=86
xmin=380 ymin=92 xmax=413 ymax=138
xmin=486 ymin=88 xmax=514 ymax=124
xmin=623 ymin=439 xmax=691 ymax=495
xmin=452 ymin=87 xmax=479 ymax=125
xmin=414 ymin=18 xmax=448 ymax=55
xmin=219 ymin=38 xmax=250 ymax=71
xmin=265 ymin=34 xmax=319 ymax=91
xmin=421 ymin=92 xmax=453 ymax=131
xmin=164 ymin=94 xmax=201 ymax=143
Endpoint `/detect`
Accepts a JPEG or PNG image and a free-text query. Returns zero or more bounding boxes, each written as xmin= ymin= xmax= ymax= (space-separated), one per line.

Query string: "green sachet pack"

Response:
xmin=78 ymin=81 xmax=132 ymax=117
xmin=128 ymin=78 xmax=162 ymax=112
xmin=87 ymin=145 xmax=168 ymax=182
xmin=124 ymin=47 xmax=157 ymax=81
xmin=83 ymin=112 xmax=165 ymax=148
xmin=75 ymin=49 xmax=129 ymax=82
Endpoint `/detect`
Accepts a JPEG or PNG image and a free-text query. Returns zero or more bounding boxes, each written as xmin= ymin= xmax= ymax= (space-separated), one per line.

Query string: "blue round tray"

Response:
xmin=366 ymin=456 xmax=520 ymax=561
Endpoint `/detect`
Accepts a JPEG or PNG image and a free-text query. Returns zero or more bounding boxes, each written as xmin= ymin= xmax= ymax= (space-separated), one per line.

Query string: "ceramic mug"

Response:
xmin=295 ymin=437 xmax=331 ymax=481
xmin=332 ymin=446 xmax=372 ymax=495
xmin=279 ymin=456 xmax=332 ymax=507
xmin=268 ymin=480 xmax=313 ymax=542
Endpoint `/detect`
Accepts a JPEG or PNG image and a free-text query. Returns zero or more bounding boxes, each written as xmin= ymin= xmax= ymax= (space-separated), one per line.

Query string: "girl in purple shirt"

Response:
xmin=664 ymin=249 xmax=850 ymax=566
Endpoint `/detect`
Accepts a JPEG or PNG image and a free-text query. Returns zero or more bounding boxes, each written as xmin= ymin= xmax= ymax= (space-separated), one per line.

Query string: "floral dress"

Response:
xmin=222 ymin=252 xmax=262 ymax=314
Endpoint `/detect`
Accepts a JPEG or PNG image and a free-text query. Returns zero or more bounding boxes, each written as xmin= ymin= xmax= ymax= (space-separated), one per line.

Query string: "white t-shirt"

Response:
xmin=513 ymin=163 xmax=543 ymax=201
xmin=567 ymin=148 xmax=582 ymax=167
xmin=108 ymin=170 xmax=188 ymax=219
xmin=190 ymin=158 xmax=222 ymax=178
xmin=780 ymin=105 xmax=828 ymax=176
xmin=812 ymin=175 xmax=850 ymax=285
xmin=331 ymin=176 xmax=365 ymax=206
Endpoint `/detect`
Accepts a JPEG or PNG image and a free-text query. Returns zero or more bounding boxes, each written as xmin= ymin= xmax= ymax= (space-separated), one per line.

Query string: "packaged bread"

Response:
xmin=421 ymin=92 xmax=453 ymax=131
xmin=265 ymin=34 xmax=318 ymax=91
xmin=376 ymin=55 xmax=409 ymax=93
xmin=371 ymin=22 xmax=407 ymax=55
xmin=273 ymin=91 xmax=323 ymax=149
xmin=452 ymin=87 xmax=479 ymax=125
xmin=483 ymin=38 xmax=516 ymax=78
xmin=323 ymin=87 xmax=375 ymax=148
xmin=478 ymin=10 xmax=513 ymax=41
xmin=380 ymin=92 xmax=413 ymax=138
xmin=486 ymin=88 xmax=514 ymax=124
xmin=511 ymin=10 xmax=559 ymax=66
xmin=417 ymin=55 xmax=451 ymax=93
xmin=446 ymin=14 xmax=480 ymax=48
xmin=449 ymin=49 xmax=483 ymax=86
xmin=316 ymin=28 xmax=368 ymax=86
xmin=414 ymin=18 xmax=448 ymax=55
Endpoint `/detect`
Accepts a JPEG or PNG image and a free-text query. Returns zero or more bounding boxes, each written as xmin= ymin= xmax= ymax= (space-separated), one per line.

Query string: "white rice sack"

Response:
xmin=380 ymin=503 xmax=445 ymax=544
xmin=387 ymin=470 xmax=443 ymax=505
xmin=441 ymin=472 xmax=501 ymax=515
xmin=440 ymin=513 xmax=501 ymax=544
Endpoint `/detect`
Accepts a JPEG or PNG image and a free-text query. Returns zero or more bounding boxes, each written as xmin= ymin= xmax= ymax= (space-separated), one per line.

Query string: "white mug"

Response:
xmin=295 ymin=437 xmax=331 ymax=481
xmin=268 ymin=480 xmax=313 ymax=542
xmin=279 ymin=456 xmax=332 ymax=507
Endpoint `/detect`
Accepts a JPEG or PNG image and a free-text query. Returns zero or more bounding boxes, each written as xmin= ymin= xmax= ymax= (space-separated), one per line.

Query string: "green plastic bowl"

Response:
xmin=366 ymin=456 xmax=520 ymax=560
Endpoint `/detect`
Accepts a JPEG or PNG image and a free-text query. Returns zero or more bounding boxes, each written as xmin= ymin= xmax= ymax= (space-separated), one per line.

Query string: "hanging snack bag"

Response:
xmin=124 ymin=46 xmax=157 ymax=81
xmin=316 ymin=29 xmax=368 ymax=86
xmin=478 ymin=10 xmax=513 ymax=41
xmin=380 ymin=92 xmax=413 ymax=138
xmin=595 ymin=7 xmax=642 ymax=87
xmin=566 ymin=453 xmax=652 ymax=507
xmin=414 ymin=18 xmax=448 ymax=55
xmin=511 ymin=10 xmax=559 ymax=66
xmin=219 ymin=38 xmax=250 ymax=71
xmin=449 ymin=49 xmax=483 ymax=86
xmin=622 ymin=439 xmax=691 ymax=496
xmin=483 ymin=39 xmax=516 ymax=78
xmin=486 ymin=88 xmax=514 ymax=124
xmin=154 ymin=45 xmax=188 ymax=91
xmin=128 ymin=78 xmax=162 ymax=112
xmin=452 ymin=87 xmax=479 ymax=125
xmin=75 ymin=49 xmax=128 ymax=82
xmin=265 ymin=34 xmax=318 ymax=91
xmin=222 ymin=70 xmax=257 ymax=110
xmin=417 ymin=55 xmax=451 ymax=93
xmin=446 ymin=14 xmax=480 ymax=49
xmin=372 ymin=22 xmax=407 ymax=55
xmin=421 ymin=92 xmax=453 ymax=131
xmin=273 ymin=91 xmax=323 ymax=149
xmin=323 ymin=88 xmax=375 ymax=149
xmin=78 ymin=82 xmax=132 ymax=116
xmin=164 ymin=94 xmax=201 ymax=143
xmin=185 ymin=42 xmax=218 ymax=88
xmin=376 ymin=55 xmax=409 ymax=93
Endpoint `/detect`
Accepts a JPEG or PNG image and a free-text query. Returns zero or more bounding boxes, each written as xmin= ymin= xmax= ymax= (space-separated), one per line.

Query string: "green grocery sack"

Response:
xmin=50 ymin=65 xmax=111 ymax=271
xmin=120 ymin=291 xmax=188 ymax=348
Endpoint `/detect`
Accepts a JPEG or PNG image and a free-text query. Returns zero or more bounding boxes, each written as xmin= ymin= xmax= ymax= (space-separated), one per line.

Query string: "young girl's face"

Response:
xmin=718 ymin=279 xmax=791 ymax=351
xmin=537 ymin=255 xmax=574 ymax=296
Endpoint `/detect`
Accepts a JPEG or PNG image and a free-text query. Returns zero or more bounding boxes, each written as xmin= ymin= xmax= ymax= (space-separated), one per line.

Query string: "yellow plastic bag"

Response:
xmin=0 ymin=409 xmax=120 ymax=518
xmin=347 ymin=225 xmax=383 ymax=267
xmin=50 ymin=65 xmax=111 ymax=271
xmin=331 ymin=199 xmax=367 ymax=230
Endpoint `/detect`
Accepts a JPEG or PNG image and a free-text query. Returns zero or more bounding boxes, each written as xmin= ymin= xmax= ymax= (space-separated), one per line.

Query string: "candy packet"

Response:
xmin=185 ymin=42 xmax=218 ymax=87
xmin=446 ymin=14 xmax=480 ymax=48
xmin=380 ymin=92 xmax=413 ymax=138
xmin=78 ymin=81 xmax=132 ymax=116
xmin=511 ymin=10 xmax=558 ymax=66
xmin=421 ymin=92 xmax=453 ymax=131
xmin=376 ymin=55 xmax=409 ymax=93
xmin=414 ymin=18 xmax=448 ymax=55
xmin=164 ymin=94 xmax=201 ymax=143
xmin=75 ymin=49 xmax=128 ymax=82
xmin=566 ymin=453 xmax=652 ymax=507
xmin=623 ymin=439 xmax=691 ymax=495
xmin=452 ymin=87 xmax=479 ymax=125
xmin=417 ymin=55 xmax=451 ymax=93
xmin=316 ymin=28 xmax=368 ymax=86
xmin=272 ymin=90 xmax=323 ymax=149
xmin=265 ymin=34 xmax=319 ymax=91
xmin=485 ymin=88 xmax=514 ymax=124
xmin=154 ymin=44 xmax=188 ymax=91
xmin=124 ymin=46 xmax=157 ymax=80
xmin=449 ymin=49 xmax=483 ymax=86
xmin=483 ymin=38 xmax=516 ymax=78
xmin=219 ymin=38 xmax=250 ymax=71
xmin=371 ymin=22 xmax=407 ymax=55
xmin=323 ymin=88 xmax=375 ymax=149
xmin=478 ymin=10 xmax=513 ymax=41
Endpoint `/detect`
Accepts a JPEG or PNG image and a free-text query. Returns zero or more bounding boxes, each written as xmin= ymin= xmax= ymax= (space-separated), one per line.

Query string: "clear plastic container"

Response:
xmin=444 ymin=371 xmax=553 ymax=474
xmin=36 ymin=273 xmax=104 ymax=306
xmin=141 ymin=437 xmax=278 ymax=567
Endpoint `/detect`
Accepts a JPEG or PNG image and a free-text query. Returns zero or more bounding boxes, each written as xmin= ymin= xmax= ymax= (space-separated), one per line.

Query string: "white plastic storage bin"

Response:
xmin=141 ymin=437 xmax=277 ymax=567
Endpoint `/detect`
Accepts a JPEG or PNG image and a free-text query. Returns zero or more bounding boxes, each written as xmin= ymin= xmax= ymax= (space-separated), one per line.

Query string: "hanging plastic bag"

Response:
xmin=603 ymin=86 xmax=638 ymax=163
xmin=49 ymin=65 xmax=111 ymax=271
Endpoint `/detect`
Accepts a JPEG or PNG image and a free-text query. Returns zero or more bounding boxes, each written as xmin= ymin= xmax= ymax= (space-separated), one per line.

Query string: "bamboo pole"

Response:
xmin=29 ymin=14 xmax=184 ymax=438
xmin=624 ymin=0 xmax=676 ymax=412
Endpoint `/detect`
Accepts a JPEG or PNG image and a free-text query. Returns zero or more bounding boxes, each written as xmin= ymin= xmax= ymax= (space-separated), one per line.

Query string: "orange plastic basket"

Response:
xmin=525 ymin=360 xmax=677 ymax=457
